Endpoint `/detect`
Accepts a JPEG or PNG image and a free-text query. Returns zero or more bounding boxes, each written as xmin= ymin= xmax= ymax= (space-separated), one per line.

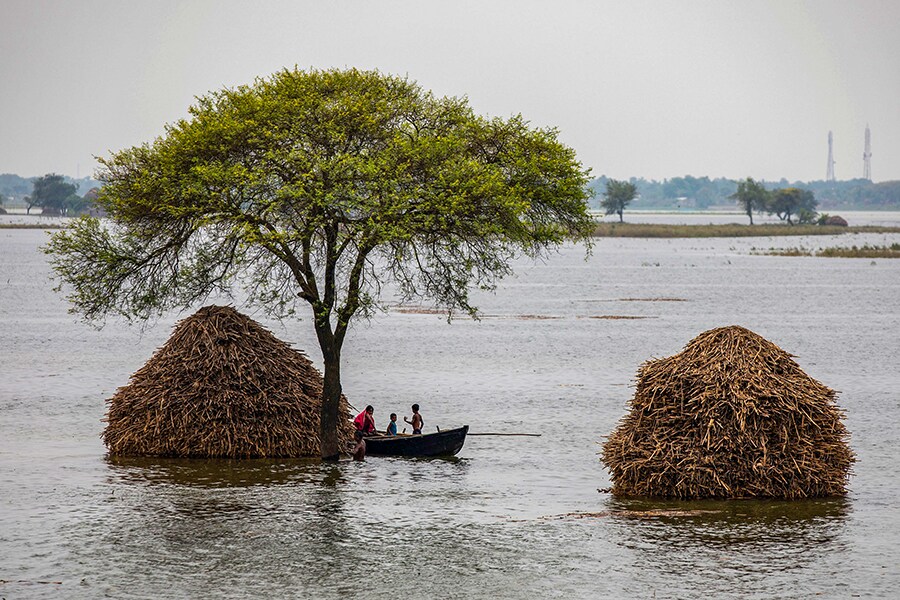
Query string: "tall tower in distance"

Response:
xmin=826 ymin=131 xmax=836 ymax=182
xmin=863 ymin=124 xmax=872 ymax=181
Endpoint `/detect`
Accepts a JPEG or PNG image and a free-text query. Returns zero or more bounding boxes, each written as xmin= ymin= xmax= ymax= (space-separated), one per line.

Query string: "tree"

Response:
xmin=729 ymin=177 xmax=769 ymax=225
xmin=64 ymin=192 xmax=90 ymax=216
xmin=31 ymin=174 xmax=77 ymax=215
xmin=767 ymin=187 xmax=817 ymax=225
xmin=601 ymin=179 xmax=638 ymax=222
xmin=43 ymin=68 xmax=593 ymax=459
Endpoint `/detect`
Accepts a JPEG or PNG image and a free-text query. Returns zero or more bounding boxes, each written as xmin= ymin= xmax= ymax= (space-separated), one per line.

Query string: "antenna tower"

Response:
xmin=826 ymin=131 xmax=836 ymax=182
xmin=863 ymin=124 xmax=872 ymax=180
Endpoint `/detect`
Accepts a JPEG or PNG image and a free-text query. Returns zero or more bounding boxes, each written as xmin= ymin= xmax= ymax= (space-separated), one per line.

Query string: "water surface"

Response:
xmin=1 ymin=221 xmax=898 ymax=598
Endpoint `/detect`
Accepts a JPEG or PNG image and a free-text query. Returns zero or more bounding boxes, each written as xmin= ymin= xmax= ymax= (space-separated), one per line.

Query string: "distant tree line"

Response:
xmin=588 ymin=175 xmax=900 ymax=211
xmin=2 ymin=170 xmax=898 ymax=216
xmin=0 ymin=173 xmax=102 ymax=216
xmin=599 ymin=176 xmax=820 ymax=225
xmin=0 ymin=173 xmax=34 ymax=200
xmin=807 ymin=179 xmax=900 ymax=210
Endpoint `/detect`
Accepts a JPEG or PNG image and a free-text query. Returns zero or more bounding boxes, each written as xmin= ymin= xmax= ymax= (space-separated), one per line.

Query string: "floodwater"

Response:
xmin=2 ymin=214 xmax=899 ymax=599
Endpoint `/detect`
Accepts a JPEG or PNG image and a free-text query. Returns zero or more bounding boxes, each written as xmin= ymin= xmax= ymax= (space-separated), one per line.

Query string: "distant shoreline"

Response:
xmin=593 ymin=222 xmax=900 ymax=237
xmin=4 ymin=214 xmax=900 ymax=237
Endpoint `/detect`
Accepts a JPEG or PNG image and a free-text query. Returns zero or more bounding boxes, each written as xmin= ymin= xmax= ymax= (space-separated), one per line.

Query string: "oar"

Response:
xmin=468 ymin=432 xmax=541 ymax=437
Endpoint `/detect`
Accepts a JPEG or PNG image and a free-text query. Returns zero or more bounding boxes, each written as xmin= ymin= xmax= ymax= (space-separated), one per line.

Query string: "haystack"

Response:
xmin=103 ymin=305 xmax=354 ymax=458
xmin=602 ymin=326 xmax=854 ymax=499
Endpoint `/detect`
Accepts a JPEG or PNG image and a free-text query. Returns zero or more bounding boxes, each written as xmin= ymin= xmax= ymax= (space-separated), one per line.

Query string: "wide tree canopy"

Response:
xmin=45 ymin=68 xmax=593 ymax=458
xmin=767 ymin=187 xmax=817 ymax=225
xmin=30 ymin=173 xmax=77 ymax=214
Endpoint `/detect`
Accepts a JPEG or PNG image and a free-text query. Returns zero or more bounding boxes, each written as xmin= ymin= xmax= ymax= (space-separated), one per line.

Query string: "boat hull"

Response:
xmin=364 ymin=425 xmax=468 ymax=457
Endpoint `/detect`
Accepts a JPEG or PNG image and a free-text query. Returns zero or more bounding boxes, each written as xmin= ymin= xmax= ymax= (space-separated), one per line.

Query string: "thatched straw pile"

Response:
xmin=103 ymin=305 xmax=354 ymax=458
xmin=602 ymin=326 xmax=854 ymax=499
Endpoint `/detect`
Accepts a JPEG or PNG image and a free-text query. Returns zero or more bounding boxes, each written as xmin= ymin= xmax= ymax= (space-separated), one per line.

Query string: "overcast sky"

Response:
xmin=2 ymin=0 xmax=899 ymax=183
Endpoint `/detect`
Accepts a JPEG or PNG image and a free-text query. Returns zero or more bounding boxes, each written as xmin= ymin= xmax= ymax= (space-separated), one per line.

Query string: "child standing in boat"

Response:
xmin=404 ymin=404 xmax=423 ymax=434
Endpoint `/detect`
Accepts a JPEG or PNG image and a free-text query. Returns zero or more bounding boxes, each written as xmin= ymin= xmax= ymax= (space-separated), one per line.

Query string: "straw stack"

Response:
xmin=103 ymin=305 xmax=354 ymax=458
xmin=602 ymin=326 xmax=854 ymax=499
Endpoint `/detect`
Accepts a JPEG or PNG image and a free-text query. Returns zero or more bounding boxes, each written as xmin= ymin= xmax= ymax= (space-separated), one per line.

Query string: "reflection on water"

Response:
xmin=606 ymin=496 xmax=850 ymax=561
xmin=80 ymin=458 xmax=359 ymax=598
xmin=83 ymin=457 xmax=858 ymax=599
xmin=606 ymin=496 xmax=851 ymax=545
xmin=598 ymin=497 xmax=852 ymax=598
xmin=322 ymin=465 xmax=344 ymax=487
xmin=106 ymin=455 xmax=327 ymax=488
xmin=71 ymin=455 xmax=485 ymax=599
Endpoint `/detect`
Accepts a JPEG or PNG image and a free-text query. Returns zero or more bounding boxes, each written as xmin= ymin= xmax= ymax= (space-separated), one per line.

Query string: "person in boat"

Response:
xmin=404 ymin=404 xmax=423 ymax=434
xmin=352 ymin=430 xmax=366 ymax=461
xmin=385 ymin=413 xmax=398 ymax=436
xmin=354 ymin=405 xmax=377 ymax=435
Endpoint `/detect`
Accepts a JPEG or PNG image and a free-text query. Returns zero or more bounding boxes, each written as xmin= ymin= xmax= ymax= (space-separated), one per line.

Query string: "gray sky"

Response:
xmin=2 ymin=0 xmax=899 ymax=182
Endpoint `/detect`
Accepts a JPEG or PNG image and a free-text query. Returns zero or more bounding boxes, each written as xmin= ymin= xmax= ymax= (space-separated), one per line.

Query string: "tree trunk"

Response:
xmin=748 ymin=210 xmax=754 ymax=225
xmin=618 ymin=209 xmax=623 ymax=223
xmin=319 ymin=346 xmax=343 ymax=461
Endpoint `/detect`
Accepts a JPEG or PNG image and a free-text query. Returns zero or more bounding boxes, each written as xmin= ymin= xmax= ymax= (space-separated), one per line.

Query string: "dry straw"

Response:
xmin=103 ymin=305 xmax=354 ymax=458
xmin=602 ymin=326 xmax=854 ymax=499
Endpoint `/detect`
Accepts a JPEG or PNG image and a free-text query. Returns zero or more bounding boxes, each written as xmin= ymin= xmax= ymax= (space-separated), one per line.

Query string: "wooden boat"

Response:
xmin=364 ymin=425 xmax=469 ymax=457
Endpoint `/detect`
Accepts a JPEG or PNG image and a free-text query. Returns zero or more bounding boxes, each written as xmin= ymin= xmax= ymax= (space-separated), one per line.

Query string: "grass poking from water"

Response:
xmin=0 ymin=223 xmax=67 ymax=229
xmin=754 ymin=243 xmax=900 ymax=258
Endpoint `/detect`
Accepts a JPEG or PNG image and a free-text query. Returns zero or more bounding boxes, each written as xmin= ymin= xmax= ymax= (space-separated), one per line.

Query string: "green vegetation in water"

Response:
xmin=592 ymin=222 xmax=900 ymax=238
xmin=753 ymin=243 xmax=900 ymax=258
xmin=0 ymin=223 xmax=67 ymax=229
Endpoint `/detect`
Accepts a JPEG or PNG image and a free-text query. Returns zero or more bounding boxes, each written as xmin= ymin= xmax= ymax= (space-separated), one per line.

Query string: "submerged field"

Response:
xmin=2 ymin=224 xmax=900 ymax=598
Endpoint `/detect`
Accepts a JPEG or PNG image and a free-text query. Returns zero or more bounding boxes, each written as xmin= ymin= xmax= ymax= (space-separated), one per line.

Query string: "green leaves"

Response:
xmin=729 ymin=177 xmax=770 ymax=225
xmin=601 ymin=179 xmax=638 ymax=223
xmin=768 ymin=187 xmax=817 ymax=225
xmin=30 ymin=174 xmax=77 ymax=213
xmin=46 ymin=67 xmax=592 ymax=332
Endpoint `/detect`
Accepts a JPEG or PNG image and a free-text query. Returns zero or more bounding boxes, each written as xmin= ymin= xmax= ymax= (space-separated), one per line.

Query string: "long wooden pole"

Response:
xmin=468 ymin=432 xmax=541 ymax=437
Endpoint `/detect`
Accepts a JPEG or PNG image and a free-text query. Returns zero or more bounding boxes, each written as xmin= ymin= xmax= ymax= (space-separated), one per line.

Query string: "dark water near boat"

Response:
xmin=2 ymin=218 xmax=899 ymax=598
